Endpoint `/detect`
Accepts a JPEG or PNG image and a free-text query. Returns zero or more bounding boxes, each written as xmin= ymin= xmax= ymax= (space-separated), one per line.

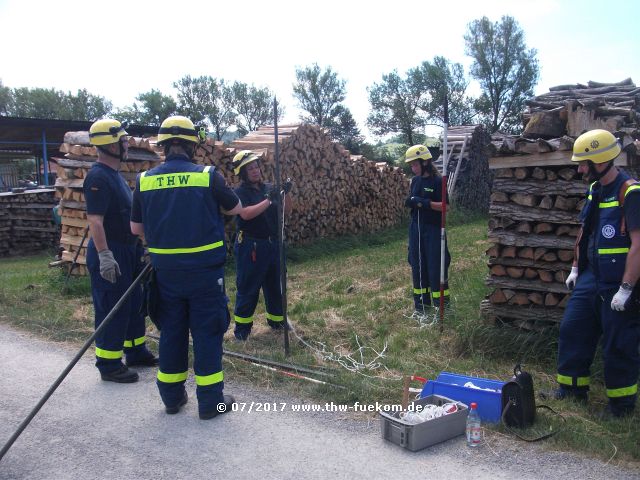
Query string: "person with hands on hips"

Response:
xmin=84 ymin=119 xmax=157 ymax=384
xmin=404 ymin=144 xmax=451 ymax=318
xmin=231 ymin=150 xmax=292 ymax=341
xmin=549 ymin=129 xmax=640 ymax=418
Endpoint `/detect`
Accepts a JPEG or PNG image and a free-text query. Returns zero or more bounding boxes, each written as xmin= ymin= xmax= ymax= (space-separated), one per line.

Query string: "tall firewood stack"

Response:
xmin=440 ymin=125 xmax=492 ymax=213
xmin=194 ymin=124 xmax=409 ymax=245
xmin=53 ymin=132 xmax=161 ymax=275
xmin=0 ymin=188 xmax=59 ymax=256
xmin=482 ymin=79 xmax=640 ymax=329
xmin=54 ymin=123 xmax=408 ymax=275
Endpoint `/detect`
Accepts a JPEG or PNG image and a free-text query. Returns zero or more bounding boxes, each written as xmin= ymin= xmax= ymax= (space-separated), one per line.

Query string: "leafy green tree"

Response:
xmin=173 ymin=75 xmax=235 ymax=140
xmin=10 ymin=87 xmax=66 ymax=118
xmin=64 ymin=89 xmax=112 ymax=121
xmin=8 ymin=87 xmax=111 ymax=120
xmin=118 ymin=89 xmax=177 ymax=126
xmin=293 ymin=64 xmax=346 ymax=127
xmin=230 ymin=81 xmax=281 ymax=135
xmin=415 ymin=56 xmax=476 ymax=126
xmin=366 ymin=70 xmax=427 ymax=145
xmin=326 ymin=104 xmax=364 ymax=153
xmin=0 ymin=79 xmax=12 ymax=115
xmin=464 ymin=15 xmax=539 ymax=133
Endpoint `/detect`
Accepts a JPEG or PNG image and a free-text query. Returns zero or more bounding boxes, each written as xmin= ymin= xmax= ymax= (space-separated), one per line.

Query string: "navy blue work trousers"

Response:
xmin=558 ymin=268 xmax=640 ymax=411
xmin=154 ymin=267 xmax=230 ymax=414
xmin=408 ymin=221 xmax=450 ymax=311
xmin=233 ymin=237 xmax=283 ymax=336
xmin=87 ymin=240 xmax=148 ymax=373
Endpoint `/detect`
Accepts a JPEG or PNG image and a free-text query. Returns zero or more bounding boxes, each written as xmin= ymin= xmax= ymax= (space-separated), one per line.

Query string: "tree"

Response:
xmin=64 ymin=89 xmax=112 ymax=121
xmin=366 ymin=70 xmax=427 ymax=146
xmin=118 ymin=89 xmax=177 ymax=126
xmin=8 ymin=87 xmax=111 ymax=120
xmin=326 ymin=105 xmax=364 ymax=154
xmin=230 ymin=81 xmax=281 ymax=135
xmin=414 ymin=56 xmax=476 ymax=126
xmin=173 ymin=75 xmax=235 ymax=140
xmin=464 ymin=15 xmax=539 ymax=133
xmin=293 ymin=64 xmax=346 ymax=127
xmin=0 ymin=79 xmax=12 ymax=115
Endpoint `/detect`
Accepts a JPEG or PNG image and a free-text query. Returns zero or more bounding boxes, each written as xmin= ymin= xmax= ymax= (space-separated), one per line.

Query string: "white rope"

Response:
xmin=288 ymin=321 xmax=400 ymax=379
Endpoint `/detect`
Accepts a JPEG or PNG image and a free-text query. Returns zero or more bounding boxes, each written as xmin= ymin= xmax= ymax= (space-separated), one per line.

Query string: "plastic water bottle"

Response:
xmin=466 ymin=402 xmax=481 ymax=447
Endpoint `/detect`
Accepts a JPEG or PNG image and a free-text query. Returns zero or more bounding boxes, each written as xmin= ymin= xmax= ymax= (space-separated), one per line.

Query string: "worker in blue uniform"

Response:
xmin=404 ymin=144 xmax=451 ymax=319
xmin=550 ymin=129 xmax=640 ymax=418
xmin=131 ymin=116 xmax=242 ymax=419
xmin=84 ymin=118 xmax=157 ymax=384
xmin=231 ymin=150 xmax=292 ymax=341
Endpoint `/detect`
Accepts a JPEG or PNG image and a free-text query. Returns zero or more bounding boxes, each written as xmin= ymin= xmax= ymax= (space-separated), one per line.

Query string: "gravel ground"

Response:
xmin=0 ymin=323 xmax=638 ymax=480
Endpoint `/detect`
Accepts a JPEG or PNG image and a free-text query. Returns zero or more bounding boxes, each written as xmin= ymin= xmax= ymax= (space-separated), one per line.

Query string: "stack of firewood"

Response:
xmin=481 ymin=79 xmax=640 ymax=329
xmin=53 ymin=133 xmax=161 ymax=275
xmin=0 ymin=188 xmax=59 ymax=256
xmin=441 ymin=125 xmax=492 ymax=213
xmin=54 ymin=123 xmax=408 ymax=274
xmin=197 ymin=124 xmax=409 ymax=245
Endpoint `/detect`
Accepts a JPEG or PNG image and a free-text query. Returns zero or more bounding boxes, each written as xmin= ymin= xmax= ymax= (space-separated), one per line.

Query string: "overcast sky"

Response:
xmin=1 ymin=0 xmax=638 ymax=140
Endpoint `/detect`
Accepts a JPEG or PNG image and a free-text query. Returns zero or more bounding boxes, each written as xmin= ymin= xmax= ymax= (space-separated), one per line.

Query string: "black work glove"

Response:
xmin=283 ymin=179 xmax=293 ymax=194
xmin=265 ymin=187 xmax=280 ymax=204
xmin=405 ymin=196 xmax=430 ymax=209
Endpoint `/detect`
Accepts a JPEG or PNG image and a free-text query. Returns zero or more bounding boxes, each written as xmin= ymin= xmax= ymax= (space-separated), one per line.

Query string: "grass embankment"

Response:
xmin=0 ymin=212 xmax=637 ymax=465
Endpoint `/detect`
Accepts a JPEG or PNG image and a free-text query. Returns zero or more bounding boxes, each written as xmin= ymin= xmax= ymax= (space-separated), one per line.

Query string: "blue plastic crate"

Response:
xmin=420 ymin=372 xmax=504 ymax=423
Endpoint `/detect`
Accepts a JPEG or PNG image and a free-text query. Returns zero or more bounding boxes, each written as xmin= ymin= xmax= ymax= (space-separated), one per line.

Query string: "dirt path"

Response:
xmin=0 ymin=323 xmax=637 ymax=480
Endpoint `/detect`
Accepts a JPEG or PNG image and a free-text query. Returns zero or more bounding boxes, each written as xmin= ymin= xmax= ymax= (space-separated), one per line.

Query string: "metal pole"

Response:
xmin=63 ymin=225 xmax=90 ymax=293
xmin=439 ymin=94 xmax=449 ymax=332
xmin=0 ymin=263 xmax=151 ymax=463
xmin=273 ymin=97 xmax=290 ymax=356
xmin=42 ymin=129 xmax=49 ymax=186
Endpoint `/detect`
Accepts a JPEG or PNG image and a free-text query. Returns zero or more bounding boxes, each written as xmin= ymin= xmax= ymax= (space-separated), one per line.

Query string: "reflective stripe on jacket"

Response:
xmin=138 ymin=158 xmax=225 ymax=269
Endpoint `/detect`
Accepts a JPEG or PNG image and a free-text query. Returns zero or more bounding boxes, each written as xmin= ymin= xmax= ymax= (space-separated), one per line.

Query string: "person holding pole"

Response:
xmin=230 ymin=150 xmax=292 ymax=341
xmin=131 ymin=115 xmax=241 ymax=419
xmin=84 ymin=119 xmax=157 ymax=384
xmin=404 ymin=144 xmax=451 ymax=319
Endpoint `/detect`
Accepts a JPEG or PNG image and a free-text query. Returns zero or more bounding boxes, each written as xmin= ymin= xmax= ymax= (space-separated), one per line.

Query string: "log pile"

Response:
xmin=482 ymin=79 xmax=640 ymax=329
xmin=54 ymin=123 xmax=408 ymax=275
xmin=196 ymin=124 xmax=409 ymax=245
xmin=0 ymin=188 xmax=59 ymax=256
xmin=441 ymin=125 xmax=492 ymax=213
xmin=53 ymin=132 xmax=161 ymax=275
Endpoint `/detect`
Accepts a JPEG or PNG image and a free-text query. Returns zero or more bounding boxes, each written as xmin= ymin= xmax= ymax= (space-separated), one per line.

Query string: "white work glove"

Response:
xmin=565 ymin=266 xmax=579 ymax=290
xmin=611 ymin=286 xmax=633 ymax=311
xmin=98 ymin=249 xmax=121 ymax=284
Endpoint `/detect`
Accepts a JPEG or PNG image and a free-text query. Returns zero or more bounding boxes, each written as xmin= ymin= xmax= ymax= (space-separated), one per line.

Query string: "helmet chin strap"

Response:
xmin=97 ymin=144 xmax=124 ymax=162
xmin=420 ymin=159 xmax=429 ymax=176
xmin=588 ymin=161 xmax=613 ymax=181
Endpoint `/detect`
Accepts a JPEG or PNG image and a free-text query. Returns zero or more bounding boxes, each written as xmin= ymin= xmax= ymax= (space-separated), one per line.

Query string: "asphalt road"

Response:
xmin=0 ymin=323 xmax=638 ymax=480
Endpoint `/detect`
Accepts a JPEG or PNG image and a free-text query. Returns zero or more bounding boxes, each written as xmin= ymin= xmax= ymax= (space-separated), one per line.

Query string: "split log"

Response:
xmin=534 ymin=223 xmax=553 ymax=234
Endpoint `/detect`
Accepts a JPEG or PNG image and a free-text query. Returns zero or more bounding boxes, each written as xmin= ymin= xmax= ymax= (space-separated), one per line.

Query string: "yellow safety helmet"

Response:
xmin=232 ymin=150 xmax=260 ymax=175
xmin=405 ymin=144 xmax=432 ymax=163
xmin=157 ymin=115 xmax=201 ymax=145
xmin=571 ymin=129 xmax=620 ymax=164
xmin=89 ymin=119 xmax=127 ymax=146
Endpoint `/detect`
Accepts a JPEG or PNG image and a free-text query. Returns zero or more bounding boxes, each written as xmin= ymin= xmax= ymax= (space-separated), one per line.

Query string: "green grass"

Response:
xmin=1 ymin=220 xmax=638 ymax=467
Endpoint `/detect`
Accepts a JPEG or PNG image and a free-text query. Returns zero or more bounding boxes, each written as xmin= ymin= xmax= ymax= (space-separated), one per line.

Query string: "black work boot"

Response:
xmin=126 ymin=352 xmax=159 ymax=368
xmin=598 ymin=404 xmax=634 ymax=420
xmin=539 ymin=387 xmax=588 ymax=403
xmin=100 ymin=365 xmax=139 ymax=383
xmin=165 ymin=391 xmax=188 ymax=415
xmin=199 ymin=394 xmax=236 ymax=420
